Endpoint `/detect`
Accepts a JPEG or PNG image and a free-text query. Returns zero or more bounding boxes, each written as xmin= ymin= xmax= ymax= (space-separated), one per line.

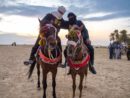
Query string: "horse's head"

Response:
xmin=66 ymin=25 xmax=84 ymax=61
xmin=39 ymin=19 xmax=58 ymax=50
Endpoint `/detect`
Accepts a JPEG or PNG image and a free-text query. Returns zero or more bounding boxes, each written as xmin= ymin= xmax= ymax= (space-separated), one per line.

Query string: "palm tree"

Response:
xmin=114 ymin=29 xmax=120 ymax=42
xmin=128 ymin=34 xmax=130 ymax=38
xmin=126 ymin=34 xmax=130 ymax=45
xmin=119 ymin=30 xmax=128 ymax=44
xmin=110 ymin=32 xmax=115 ymax=42
xmin=110 ymin=29 xmax=120 ymax=42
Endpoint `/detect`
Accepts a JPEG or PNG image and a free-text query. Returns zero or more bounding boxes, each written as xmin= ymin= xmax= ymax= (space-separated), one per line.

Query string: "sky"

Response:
xmin=0 ymin=0 xmax=130 ymax=46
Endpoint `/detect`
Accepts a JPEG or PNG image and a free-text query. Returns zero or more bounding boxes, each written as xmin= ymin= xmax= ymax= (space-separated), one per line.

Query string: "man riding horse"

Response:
xmin=61 ymin=12 xmax=96 ymax=74
xmin=24 ymin=7 xmax=96 ymax=74
xmin=24 ymin=6 xmax=66 ymax=65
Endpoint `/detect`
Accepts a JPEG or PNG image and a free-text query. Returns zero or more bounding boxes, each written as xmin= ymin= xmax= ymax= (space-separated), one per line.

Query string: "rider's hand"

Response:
xmin=65 ymin=35 xmax=68 ymax=38
xmin=85 ymin=39 xmax=91 ymax=45
xmin=79 ymin=25 xmax=84 ymax=31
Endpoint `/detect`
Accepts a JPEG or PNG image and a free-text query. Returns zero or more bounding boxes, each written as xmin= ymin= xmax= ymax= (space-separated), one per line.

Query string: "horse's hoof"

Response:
xmin=37 ymin=87 xmax=41 ymax=90
xmin=53 ymin=94 xmax=57 ymax=98
xmin=30 ymin=79 xmax=33 ymax=82
xmin=43 ymin=96 xmax=46 ymax=98
xmin=84 ymin=85 xmax=87 ymax=88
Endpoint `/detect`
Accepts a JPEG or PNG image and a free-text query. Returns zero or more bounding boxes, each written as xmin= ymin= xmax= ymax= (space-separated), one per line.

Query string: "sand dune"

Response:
xmin=0 ymin=45 xmax=130 ymax=98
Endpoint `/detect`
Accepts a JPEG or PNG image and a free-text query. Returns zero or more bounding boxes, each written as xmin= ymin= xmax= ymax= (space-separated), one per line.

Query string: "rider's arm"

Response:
xmin=41 ymin=13 xmax=54 ymax=25
xmin=60 ymin=19 xmax=69 ymax=29
xmin=78 ymin=21 xmax=89 ymax=42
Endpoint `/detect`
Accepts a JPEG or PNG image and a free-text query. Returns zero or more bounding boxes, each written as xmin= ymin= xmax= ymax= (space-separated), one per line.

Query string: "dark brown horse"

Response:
xmin=28 ymin=20 xmax=62 ymax=98
xmin=66 ymin=25 xmax=90 ymax=98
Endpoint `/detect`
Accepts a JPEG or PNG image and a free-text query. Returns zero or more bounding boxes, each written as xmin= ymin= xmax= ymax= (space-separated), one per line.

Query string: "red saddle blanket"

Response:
xmin=39 ymin=50 xmax=62 ymax=64
xmin=67 ymin=55 xmax=90 ymax=69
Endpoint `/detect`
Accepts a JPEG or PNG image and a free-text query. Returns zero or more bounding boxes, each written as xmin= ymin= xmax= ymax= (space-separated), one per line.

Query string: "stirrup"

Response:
xmin=58 ymin=64 xmax=66 ymax=68
xmin=24 ymin=60 xmax=34 ymax=65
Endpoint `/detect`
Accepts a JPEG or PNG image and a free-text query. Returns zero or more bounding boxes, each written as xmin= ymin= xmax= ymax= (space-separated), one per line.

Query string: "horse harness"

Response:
xmin=66 ymin=28 xmax=90 ymax=70
xmin=37 ymin=24 xmax=62 ymax=64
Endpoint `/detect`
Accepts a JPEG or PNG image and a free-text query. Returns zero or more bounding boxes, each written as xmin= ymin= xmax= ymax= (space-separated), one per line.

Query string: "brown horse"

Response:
xmin=66 ymin=25 xmax=90 ymax=98
xmin=28 ymin=20 xmax=62 ymax=98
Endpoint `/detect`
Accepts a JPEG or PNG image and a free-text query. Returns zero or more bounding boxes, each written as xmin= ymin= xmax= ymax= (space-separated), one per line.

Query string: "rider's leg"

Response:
xmin=57 ymin=37 xmax=62 ymax=52
xmin=63 ymin=47 xmax=71 ymax=75
xmin=64 ymin=47 xmax=67 ymax=64
xmin=24 ymin=35 xmax=40 ymax=65
xmin=87 ymin=44 xmax=94 ymax=65
xmin=59 ymin=47 xmax=67 ymax=68
xmin=86 ymin=44 xmax=97 ymax=74
xmin=30 ymin=35 xmax=40 ymax=60
xmin=56 ymin=36 xmax=63 ymax=66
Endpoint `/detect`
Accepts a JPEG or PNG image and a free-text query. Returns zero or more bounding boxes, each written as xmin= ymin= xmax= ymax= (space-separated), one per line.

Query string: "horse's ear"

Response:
xmin=38 ymin=18 xmax=41 ymax=23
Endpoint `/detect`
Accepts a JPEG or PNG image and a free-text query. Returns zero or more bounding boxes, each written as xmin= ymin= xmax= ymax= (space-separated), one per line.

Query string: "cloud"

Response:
xmin=1 ymin=0 xmax=130 ymax=21
xmin=127 ymin=25 xmax=130 ymax=27
xmin=0 ymin=0 xmax=71 ymax=17
xmin=67 ymin=0 xmax=130 ymax=21
xmin=91 ymin=0 xmax=130 ymax=13
xmin=0 ymin=17 xmax=2 ymax=21
xmin=0 ymin=3 xmax=56 ymax=17
xmin=82 ymin=11 xmax=130 ymax=21
xmin=0 ymin=33 xmax=36 ymax=44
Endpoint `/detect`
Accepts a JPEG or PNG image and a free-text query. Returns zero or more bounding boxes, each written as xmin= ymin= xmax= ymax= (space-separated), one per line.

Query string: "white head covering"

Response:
xmin=58 ymin=6 xmax=66 ymax=14
xmin=51 ymin=6 xmax=66 ymax=19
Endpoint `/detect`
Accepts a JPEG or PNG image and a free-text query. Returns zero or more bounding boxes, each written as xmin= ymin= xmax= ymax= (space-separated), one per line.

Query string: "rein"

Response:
xmin=39 ymin=46 xmax=61 ymax=64
xmin=67 ymin=44 xmax=90 ymax=69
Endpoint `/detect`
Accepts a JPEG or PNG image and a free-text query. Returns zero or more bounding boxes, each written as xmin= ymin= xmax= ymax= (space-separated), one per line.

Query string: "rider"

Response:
xmin=61 ymin=12 xmax=97 ymax=74
xmin=24 ymin=6 xmax=66 ymax=65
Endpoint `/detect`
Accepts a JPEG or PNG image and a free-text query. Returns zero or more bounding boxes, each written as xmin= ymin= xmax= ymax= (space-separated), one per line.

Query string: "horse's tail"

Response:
xmin=28 ymin=61 xmax=36 ymax=79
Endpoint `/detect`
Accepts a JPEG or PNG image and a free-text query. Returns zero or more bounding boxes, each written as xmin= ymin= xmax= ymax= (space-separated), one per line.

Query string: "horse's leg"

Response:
xmin=84 ymin=67 xmax=88 ymax=88
xmin=52 ymin=69 xmax=57 ymax=98
xmin=79 ymin=74 xmax=84 ymax=98
xmin=37 ymin=63 xmax=40 ymax=89
xmin=72 ymin=74 xmax=76 ymax=98
xmin=42 ymin=71 xmax=47 ymax=98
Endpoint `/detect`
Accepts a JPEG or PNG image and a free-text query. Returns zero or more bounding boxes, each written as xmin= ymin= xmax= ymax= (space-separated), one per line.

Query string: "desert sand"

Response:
xmin=0 ymin=45 xmax=130 ymax=98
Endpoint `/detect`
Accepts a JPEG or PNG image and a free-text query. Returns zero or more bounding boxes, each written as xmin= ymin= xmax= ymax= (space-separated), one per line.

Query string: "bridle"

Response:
xmin=40 ymin=24 xmax=57 ymax=47
xmin=67 ymin=30 xmax=84 ymax=58
xmin=40 ymin=24 xmax=60 ymax=58
xmin=66 ymin=25 xmax=90 ymax=69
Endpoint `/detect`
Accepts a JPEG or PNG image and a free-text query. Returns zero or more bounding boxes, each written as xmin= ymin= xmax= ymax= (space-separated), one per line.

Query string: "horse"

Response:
xmin=65 ymin=25 xmax=90 ymax=98
xmin=28 ymin=20 xmax=62 ymax=98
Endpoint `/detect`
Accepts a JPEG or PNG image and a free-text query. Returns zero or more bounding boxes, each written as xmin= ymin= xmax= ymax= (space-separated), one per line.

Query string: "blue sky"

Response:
xmin=0 ymin=0 xmax=130 ymax=45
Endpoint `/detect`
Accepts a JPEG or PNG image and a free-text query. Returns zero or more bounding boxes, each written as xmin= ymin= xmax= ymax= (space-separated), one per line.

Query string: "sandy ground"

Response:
xmin=0 ymin=45 xmax=130 ymax=98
